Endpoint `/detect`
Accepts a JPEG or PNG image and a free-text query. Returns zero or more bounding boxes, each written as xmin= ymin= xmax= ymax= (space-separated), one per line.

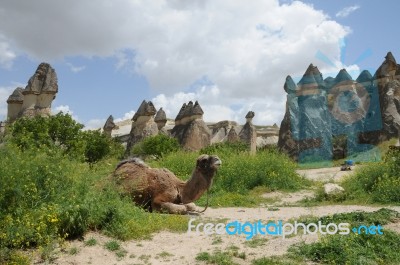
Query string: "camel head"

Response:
xmin=181 ymin=154 xmax=221 ymax=204
xmin=195 ymin=154 xmax=222 ymax=179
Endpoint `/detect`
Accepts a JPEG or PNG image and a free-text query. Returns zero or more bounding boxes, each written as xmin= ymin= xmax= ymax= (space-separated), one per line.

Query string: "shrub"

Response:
xmin=82 ymin=130 xmax=115 ymax=165
xmin=131 ymin=134 xmax=180 ymax=158
xmin=338 ymin=148 xmax=400 ymax=203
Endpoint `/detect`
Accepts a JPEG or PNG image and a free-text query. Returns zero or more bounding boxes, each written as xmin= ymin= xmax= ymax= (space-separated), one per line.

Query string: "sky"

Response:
xmin=0 ymin=0 xmax=399 ymax=129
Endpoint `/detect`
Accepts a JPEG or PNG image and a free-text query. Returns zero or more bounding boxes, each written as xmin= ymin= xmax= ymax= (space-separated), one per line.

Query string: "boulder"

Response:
xmin=323 ymin=183 xmax=344 ymax=195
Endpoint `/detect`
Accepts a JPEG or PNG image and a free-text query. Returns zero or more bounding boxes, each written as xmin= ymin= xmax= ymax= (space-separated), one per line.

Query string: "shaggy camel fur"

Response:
xmin=112 ymin=154 xmax=221 ymax=214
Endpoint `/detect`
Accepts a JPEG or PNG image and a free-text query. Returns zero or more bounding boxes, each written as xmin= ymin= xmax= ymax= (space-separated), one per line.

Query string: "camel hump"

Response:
xmin=115 ymin=157 xmax=149 ymax=170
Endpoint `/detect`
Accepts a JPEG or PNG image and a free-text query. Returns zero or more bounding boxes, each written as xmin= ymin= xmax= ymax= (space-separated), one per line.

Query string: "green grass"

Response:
xmin=157 ymin=251 xmax=174 ymax=259
xmin=104 ymin=240 xmax=121 ymax=252
xmin=291 ymin=230 xmax=400 ymax=264
xmin=244 ymin=237 xmax=268 ymax=248
xmin=68 ymin=247 xmax=79 ymax=255
xmin=84 ymin=238 xmax=97 ymax=246
xmin=253 ymin=209 xmax=400 ymax=265
xmin=196 ymin=246 xmax=246 ymax=265
xmin=252 ymin=256 xmax=305 ymax=265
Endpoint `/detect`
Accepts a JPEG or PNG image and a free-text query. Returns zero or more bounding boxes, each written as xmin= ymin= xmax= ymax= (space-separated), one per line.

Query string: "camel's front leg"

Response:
xmin=158 ymin=202 xmax=188 ymax=214
xmin=184 ymin=202 xmax=199 ymax=212
xmin=152 ymin=200 xmax=201 ymax=214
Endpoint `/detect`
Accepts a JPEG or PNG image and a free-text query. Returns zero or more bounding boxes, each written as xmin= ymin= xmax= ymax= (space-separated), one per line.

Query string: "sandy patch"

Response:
xmin=261 ymin=190 xmax=315 ymax=205
xmin=296 ymin=166 xmax=357 ymax=182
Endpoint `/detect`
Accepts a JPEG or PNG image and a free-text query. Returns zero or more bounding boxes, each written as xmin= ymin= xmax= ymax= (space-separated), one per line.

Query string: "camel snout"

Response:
xmin=213 ymin=156 xmax=222 ymax=167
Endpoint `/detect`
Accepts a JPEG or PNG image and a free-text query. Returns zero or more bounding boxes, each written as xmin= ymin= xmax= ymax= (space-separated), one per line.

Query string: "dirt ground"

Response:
xmin=33 ymin=166 xmax=400 ymax=265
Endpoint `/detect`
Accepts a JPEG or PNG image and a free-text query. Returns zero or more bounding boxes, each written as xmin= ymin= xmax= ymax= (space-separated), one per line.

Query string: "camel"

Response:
xmin=112 ymin=154 xmax=221 ymax=214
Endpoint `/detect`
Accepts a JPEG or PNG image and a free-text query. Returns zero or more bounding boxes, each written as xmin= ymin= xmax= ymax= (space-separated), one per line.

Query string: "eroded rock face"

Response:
xmin=6 ymin=63 xmax=58 ymax=121
xmin=25 ymin=63 xmax=58 ymax=94
xmin=374 ymin=52 xmax=400 ymax=141
xmin=126 ymin=100 xmax=159 ymax=154
xmin=227 ymin=126 xmax=240 ymax=143
xmin=379 ymin=80 xmax=400 ymax=138
xmin=171 ymin=101 xmax=210 ymax=150
xmin=208 ymin=120 xmax=239 ymax=143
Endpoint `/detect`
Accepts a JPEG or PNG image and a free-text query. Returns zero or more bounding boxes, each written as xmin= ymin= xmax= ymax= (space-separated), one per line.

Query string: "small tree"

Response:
xmin=83 ymin=130 xmax=111 ymax=165
xmin=8 ymin=113 xmax=123 ymax=164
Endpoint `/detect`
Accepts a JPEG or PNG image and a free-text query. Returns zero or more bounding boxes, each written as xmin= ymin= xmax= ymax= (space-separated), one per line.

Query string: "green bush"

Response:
xmin=8 ymin=113 xmax=123 ymax=164
xmin=131 ymin=134 xmax=180 ymax=158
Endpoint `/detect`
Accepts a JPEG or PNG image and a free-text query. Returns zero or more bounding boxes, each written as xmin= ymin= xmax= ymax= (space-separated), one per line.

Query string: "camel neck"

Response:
xmin=180 ymin=169 xmax=213 ymax=204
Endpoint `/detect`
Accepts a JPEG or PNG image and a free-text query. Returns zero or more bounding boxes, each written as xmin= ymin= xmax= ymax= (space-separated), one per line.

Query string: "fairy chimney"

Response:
xmin=103 ymin=115 xmax=118 ymax=137
xmin=227 ymin=126 xmax=240 ymax=143
xmin=125 ymin=100 xmax=159 ymax=155
xmin=6 ymin=87 xmax=24 ymax=122
xmin=171 ymin=101 xmax=210 ymax=150
xmin=155 ymin=108 xmax=167 ymax=130
xmin=21 ymin=62 xmax=58 ymax=117
xmin=239 ymin=111 xmax=257 ymax=154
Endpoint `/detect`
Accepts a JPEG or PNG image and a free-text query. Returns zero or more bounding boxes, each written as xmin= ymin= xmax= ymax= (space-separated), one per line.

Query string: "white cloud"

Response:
xmin=0 ymin=85 xmax=14 ymax=120
xmin=84 ymin=119 xmax=106 ymax=130
xmin=115 ymin=110 xmax=135 ymax=122
xmin=151 ymin=85 xmax=286 ymax=125
xmin=66 ymin=62 xmax=86 ymax=73
xmin=0 ymin=0 xmax=353 ymax=125
xmin=54 ymin=105 xmax=107 ymax=129
xmin=0 ymin=35 xmax=16 ymax=69
xmin=53 ymin=104 xmax=80 ymax=121
xmin=336 ymin=5 xmax=360 ymax=18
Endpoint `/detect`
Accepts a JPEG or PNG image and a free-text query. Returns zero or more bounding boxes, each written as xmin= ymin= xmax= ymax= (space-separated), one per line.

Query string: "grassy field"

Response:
xmin=1 ymin=118 xmax=400 ymax=264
